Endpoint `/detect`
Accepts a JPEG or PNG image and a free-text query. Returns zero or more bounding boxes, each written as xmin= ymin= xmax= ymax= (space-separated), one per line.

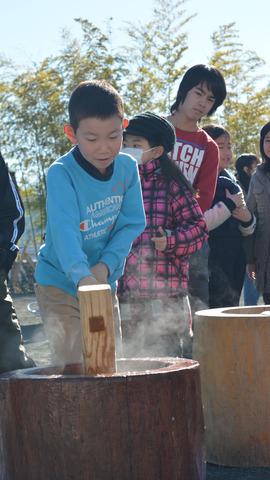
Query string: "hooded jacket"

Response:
xmin=0 ymin=152 xmax=25 ymax=272
xmin=246 ymin=165 xmax=270 ymax=293
xmin=118 ymin=158 xmax=208 ymax=300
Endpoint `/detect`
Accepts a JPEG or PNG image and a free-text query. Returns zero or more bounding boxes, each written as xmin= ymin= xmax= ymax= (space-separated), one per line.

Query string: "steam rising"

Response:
xmin=120 ymin=296 xmax=194 ymax=359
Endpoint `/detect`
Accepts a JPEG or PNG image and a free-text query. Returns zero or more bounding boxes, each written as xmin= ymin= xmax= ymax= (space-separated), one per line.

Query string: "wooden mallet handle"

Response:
xmin=78 ymin=284 xmax=116 ymax=375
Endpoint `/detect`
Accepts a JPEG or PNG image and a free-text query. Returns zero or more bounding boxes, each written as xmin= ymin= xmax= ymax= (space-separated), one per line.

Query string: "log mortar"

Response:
xmin=193 ymin=304 xmax=270 ymax=467
xmin=0 ymin=358 xmax=205 ymax=480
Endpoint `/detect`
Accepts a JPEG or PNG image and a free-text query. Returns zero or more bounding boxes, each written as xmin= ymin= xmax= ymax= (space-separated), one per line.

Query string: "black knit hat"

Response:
xmin=260 ymin=121 xmax=270 ymax=162
xmin=124 ymin=111 xmax=176 ymax=153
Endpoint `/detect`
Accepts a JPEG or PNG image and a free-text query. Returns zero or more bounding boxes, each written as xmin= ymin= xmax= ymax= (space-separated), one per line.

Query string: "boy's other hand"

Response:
xmin=78 ymin=275 xmax=100 ymax=288
xmin=151 ymin=227 xmax=167 ymax=251
xmin=91 ymin=263 xmax=109 ymax=284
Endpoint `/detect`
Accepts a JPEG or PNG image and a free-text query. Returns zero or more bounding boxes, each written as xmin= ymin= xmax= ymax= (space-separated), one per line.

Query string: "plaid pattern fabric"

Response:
xmin=118 ymin=159 xmax=208 ymax=300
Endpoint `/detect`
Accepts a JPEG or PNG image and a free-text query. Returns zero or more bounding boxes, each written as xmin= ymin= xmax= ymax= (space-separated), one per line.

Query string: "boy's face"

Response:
xmin=65 ymin=115 xmax=123 ymax=173
xmin=180 ymin=82 xmax=216 ymax=122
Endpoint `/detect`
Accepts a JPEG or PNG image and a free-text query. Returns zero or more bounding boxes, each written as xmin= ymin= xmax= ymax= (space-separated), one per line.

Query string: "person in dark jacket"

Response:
xmin=235 ymin=153 xmax=261 ymax=306
xmin=202 ymin=126 xmax=255 ymax=308
xmin=0 ymin=151 xmax=35 ymax=373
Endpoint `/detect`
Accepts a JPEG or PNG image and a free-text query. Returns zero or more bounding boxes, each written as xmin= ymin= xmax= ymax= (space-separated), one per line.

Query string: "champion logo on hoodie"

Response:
xmin=80 ymin=220 xmax=90 ymax=231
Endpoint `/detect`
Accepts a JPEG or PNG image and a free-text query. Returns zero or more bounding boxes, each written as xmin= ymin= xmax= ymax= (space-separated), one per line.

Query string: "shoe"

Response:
xmin=0 ymin=354 xmax=36 ymax=374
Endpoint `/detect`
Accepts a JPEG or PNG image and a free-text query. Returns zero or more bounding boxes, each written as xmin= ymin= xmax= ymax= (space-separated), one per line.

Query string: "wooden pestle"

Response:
xmin=78 ymin=284 xmax=116 ymax=375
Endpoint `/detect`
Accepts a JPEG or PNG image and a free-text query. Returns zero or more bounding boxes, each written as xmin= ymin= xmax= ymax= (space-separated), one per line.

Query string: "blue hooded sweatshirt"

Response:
xmin=35 ymin=149 xmax=146 ymax=296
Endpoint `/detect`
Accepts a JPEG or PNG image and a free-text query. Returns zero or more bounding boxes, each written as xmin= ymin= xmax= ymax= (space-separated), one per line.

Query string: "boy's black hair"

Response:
xmin=202 ymin=124 xmax=229 ymax=140
xmin=235 ymin=153 xmax=260 ymax=193
xmin=170 ymin=64 xmax=227 ymax=117
xmin=124 ymin=111 xmax=194 ymax=194
xmin=68 ymin=80 xmax=124 ymax=131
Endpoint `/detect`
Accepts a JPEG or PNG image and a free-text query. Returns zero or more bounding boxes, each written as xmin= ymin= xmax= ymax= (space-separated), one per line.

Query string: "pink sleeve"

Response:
xmin=165 ymin=187 xmax=208 ymax=257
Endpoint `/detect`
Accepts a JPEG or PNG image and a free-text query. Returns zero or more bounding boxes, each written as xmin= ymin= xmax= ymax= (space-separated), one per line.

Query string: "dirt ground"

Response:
xmin=13 ymin=294 xmax=270 ymax=480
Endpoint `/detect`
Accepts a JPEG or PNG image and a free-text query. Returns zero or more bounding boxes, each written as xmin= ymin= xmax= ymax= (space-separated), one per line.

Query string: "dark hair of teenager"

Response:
xmin=202 ymin=124 xmax=230 ymax=141
xmin=68 ymin=80 xmax=124 ymax=131
xmin=170 ymin=64 xmax=227 ymax=116
xmin=146 ymin=137 xmax=195 ymax=194
xmin=260 ymin=121 xmax=270 ymax=173
xmin=235 ymin=154 xmax=260 ymax=193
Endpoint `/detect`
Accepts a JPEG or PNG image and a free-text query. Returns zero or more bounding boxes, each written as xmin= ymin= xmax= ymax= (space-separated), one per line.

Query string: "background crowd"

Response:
xmin=1 ymin=62 xmax=270 ymax=371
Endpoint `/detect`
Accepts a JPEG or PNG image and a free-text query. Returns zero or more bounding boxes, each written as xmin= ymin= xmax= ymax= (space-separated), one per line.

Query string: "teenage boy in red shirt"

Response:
xmin=167 ymin=64 xmax=227 ymax=312
xmin=168 ymin=64 xmax=227 ymax=212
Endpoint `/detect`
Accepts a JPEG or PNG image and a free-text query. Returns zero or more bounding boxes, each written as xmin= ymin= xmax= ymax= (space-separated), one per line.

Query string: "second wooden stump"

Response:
xmin=193 ymin=305 xmax=270 ymax=467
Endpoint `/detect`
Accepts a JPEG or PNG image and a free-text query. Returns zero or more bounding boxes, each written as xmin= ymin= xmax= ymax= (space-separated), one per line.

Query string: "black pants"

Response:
xmin=0 ymin=269 xmax=35 ymax=373
xmin=263 ymin=293 xmax=270 ymax=304
xmin=208 ymin=242 xmax=246 ymax=308
xmin=188 ymin=242 xmax=210 ymax=313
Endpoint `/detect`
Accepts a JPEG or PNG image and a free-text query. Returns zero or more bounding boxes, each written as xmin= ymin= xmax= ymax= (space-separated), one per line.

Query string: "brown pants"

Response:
xmin=35 ymin=284 xmax=122 ymax=366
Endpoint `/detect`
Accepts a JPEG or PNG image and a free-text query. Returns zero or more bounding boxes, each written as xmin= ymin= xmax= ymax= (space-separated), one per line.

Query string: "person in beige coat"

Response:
xmin=246 ymin=121 xmax=270 ymax=304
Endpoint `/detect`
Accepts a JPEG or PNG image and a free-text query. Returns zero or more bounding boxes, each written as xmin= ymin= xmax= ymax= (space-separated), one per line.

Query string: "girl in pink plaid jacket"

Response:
xmin=118 ymin=112 xmax=208 ymax=358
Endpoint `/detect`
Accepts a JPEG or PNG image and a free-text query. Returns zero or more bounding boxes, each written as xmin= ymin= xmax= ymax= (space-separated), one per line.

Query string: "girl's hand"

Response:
xmin=225 ymin=189 xmax=245 ymax=208
xmin=151 ymin=227 xmax=167 ymax=251
xmin=232 ymin=205 xmax=252 ymax=223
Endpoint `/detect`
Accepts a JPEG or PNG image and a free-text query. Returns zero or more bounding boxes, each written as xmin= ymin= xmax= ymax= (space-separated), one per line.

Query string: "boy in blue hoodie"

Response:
xmin=35 ymin=80 xmax=146 ymax=366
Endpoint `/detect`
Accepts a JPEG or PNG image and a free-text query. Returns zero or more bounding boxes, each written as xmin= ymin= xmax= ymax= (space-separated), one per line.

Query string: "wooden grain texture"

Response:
xmin=0 ymin=359 xmax=205 ymax=480
xmin=193 ymin=305 xmax=270 ymax=467
xmin=78 ymin=284 xmax=116 ymax=375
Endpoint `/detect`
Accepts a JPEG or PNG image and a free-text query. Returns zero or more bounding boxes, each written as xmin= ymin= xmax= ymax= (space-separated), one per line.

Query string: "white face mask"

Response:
xmin=121 ymin=147 xmax=154 ymax=165
xmin=121 ymin=147 xmax=144 ymax=164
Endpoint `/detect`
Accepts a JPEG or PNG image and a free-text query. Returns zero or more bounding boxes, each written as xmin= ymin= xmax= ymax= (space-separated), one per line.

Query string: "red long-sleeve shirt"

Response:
xmin=169 ymin=127 xmax=219 ymax=212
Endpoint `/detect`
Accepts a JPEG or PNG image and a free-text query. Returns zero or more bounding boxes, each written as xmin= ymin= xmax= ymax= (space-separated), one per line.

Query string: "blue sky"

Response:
xmin=1 ymin=0 xmax=269 ymax=77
